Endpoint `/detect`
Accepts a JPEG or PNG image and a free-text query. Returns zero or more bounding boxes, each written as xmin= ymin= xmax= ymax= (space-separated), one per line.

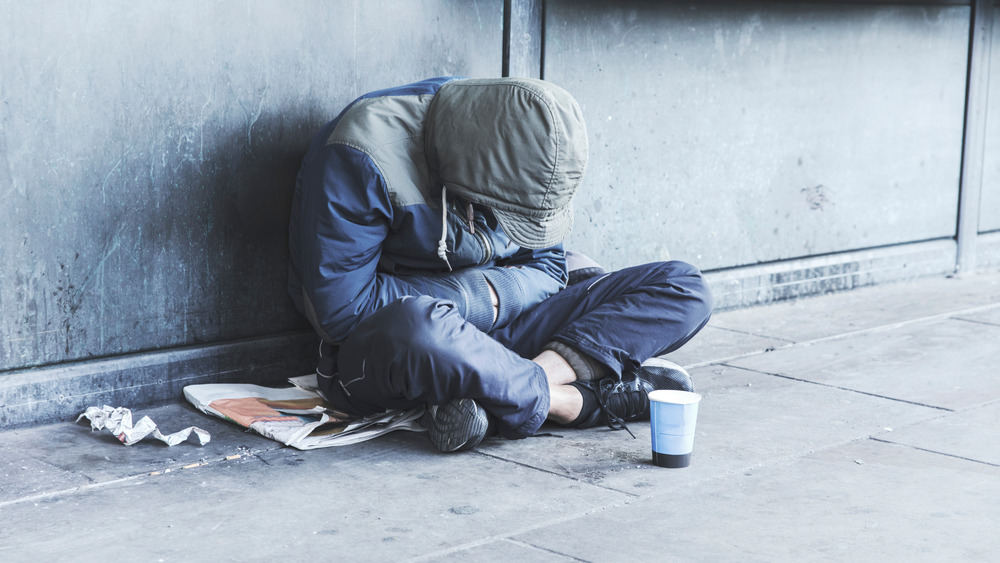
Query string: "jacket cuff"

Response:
xmin=451 ymin=269 xmax=496 ymax=332
xmin=482 ymin=266 xmax=524 ymax=330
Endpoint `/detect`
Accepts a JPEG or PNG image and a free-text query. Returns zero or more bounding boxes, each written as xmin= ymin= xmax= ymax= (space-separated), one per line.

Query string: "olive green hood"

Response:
xmin=425 ymin=78 xmax=589 ymax=249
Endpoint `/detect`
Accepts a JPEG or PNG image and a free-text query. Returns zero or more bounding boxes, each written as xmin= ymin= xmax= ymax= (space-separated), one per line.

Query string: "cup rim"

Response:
xmin=648 ymin=390 xmax=702 ymax=404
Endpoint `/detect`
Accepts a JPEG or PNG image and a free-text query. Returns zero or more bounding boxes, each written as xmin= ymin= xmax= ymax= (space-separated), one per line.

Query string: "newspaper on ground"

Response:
xmin=288 ymin=374 xmax=322 ymax=394
xmin=77 ymin=405 xmax=211 ymax=447
xmin=183 ymin=375 xmax=425 ymax=450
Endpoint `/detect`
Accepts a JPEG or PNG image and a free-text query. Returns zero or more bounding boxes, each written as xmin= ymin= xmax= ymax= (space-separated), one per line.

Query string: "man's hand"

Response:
xmin=486 ymin=280 xmax=499 ymax=325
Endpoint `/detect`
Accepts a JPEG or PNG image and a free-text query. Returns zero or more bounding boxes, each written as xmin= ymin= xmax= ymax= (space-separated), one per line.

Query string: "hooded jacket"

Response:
xmin=288 ymin=77 xmax=588 ymax=344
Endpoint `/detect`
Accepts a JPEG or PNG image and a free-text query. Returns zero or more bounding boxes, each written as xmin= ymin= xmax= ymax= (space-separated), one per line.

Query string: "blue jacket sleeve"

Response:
xmin=293 ymin=145 xmax=395 ymax=343
xmin=397 ymin=244 xmax=567 ymax=333
xmin=481 ymin=246 xmax=567 ymax=330
xmin=294 ymin=144 xmax=540 ymax=342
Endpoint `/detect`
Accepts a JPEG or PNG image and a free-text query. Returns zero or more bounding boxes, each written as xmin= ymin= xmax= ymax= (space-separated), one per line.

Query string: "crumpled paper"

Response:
xmin=77 ymin=405 xmax=211 ymax=446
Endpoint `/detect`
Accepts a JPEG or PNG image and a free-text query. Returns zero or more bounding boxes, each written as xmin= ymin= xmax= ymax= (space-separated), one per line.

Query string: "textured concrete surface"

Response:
xmin=549 ymin=1 xmax=971 ymax=271
xmin=514 ymin=439 xmax=1000 ymax=562
xmin=2 ymin=270 xmax=998 ymax=561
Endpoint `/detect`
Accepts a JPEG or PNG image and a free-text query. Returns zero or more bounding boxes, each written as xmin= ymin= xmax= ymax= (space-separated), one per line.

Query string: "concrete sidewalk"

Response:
xmin=2 ymin=271 xmax=999 ymax=562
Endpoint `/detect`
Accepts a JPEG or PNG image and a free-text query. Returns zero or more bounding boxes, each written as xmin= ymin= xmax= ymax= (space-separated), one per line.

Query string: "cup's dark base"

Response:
xmin=653 ymin=451 xmax=691 ymax=468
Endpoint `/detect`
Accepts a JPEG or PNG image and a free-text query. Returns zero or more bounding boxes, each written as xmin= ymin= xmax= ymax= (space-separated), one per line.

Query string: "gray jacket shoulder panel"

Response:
xmin=326 ymin=94 xmax=436 ymax=208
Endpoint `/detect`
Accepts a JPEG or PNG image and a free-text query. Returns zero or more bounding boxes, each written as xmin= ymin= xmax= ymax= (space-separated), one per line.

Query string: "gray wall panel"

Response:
xmin=547 ymin=1 xmax=970 ymax=271
xmin=980 ymin=3 xmax=1000 ymax=233
xmin=0 ymin=0 xmax=502 ymax=371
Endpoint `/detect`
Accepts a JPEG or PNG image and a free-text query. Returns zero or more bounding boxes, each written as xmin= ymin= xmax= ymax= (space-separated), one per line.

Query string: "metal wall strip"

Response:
xmin=957 ymin=0 xmax=996 ymax=273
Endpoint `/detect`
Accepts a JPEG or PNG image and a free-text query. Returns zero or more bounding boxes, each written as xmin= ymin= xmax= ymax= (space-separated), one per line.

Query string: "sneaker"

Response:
xmin=422 ymin=398 xmax=489 ymax=453
xmin=630 ymin=357 xmax=694 ymax=393
xmin=573 ymin=358 xmax=693 ymax=438
xmin=566 ymin=249 xmax=607 ymax=286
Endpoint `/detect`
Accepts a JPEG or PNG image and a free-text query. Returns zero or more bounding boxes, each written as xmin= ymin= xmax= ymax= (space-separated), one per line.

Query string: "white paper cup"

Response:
xmin=649 ymin=389 xmax=701 ymax=468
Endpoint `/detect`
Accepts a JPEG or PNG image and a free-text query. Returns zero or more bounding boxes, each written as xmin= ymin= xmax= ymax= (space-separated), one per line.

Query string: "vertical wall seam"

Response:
xmin=539 ymin=0 xmax=547 ymax=79
xmin=956 ymin=0 xmax=995 ymax=273
xmin=504 ymin=0 xmax=544 ymax=79
xmin=502 ymin=0 xmax=513 ymax=77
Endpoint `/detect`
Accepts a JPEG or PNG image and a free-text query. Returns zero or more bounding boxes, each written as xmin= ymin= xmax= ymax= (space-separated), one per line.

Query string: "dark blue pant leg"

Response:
xmin=327 ymin=295 xmax=550 ymax=439
xmin=320 ymin=261 xmax=710 ymax=440
xmin=492 ymin=261 xmax=713 ymax=377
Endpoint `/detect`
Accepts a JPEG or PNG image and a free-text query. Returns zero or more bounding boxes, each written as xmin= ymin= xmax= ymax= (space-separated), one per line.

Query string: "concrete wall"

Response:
xmin=1 ymin=0 xmax=996 ymax=425
xmin=551 ymin=1 xmax=970 ymax=271
xmin=0 ymin=0 xmax=504 ymax=424
xmin=1 ymin=1 xmax=501 ymax=374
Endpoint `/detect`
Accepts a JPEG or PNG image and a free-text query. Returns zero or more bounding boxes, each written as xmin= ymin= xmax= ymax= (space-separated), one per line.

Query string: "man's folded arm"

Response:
xmin=296 ymin=145 xmax=505 ymax=342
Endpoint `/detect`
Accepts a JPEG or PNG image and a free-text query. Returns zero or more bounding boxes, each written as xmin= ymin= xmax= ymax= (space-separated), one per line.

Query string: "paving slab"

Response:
xmin=954 ymin=305 xmax=1000 ymax=326
xmin=509 ymin=439 xmax=1000 ymax=562
xmin=3 ymin=272 xmax=999 ymax=562
xmin=0 ymin=437 xmax=626 ymax=562
xmin=474 ymin=365 xmax=938 ymax=495
xmin=430 ymin=538 xmax=575 ymax=562
xmin=728 ymin=316 xmax=1000 ymax=411
xmin=875 ymin=401 xmax=1000 ymax=466
xmin=663 ymin=324 xmax=790 ymax=368
xmin=0 ymin=444 xmax=92 ymax=503
xmin=710 ymin=273 xmax=1000 ymax=343
xmin=0 ymin=402 xmax=281 ymax=494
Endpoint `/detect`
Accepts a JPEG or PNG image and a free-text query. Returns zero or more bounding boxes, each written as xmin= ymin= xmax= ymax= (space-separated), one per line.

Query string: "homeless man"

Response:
xmin=287 ymin=76 xmax=713 ymax=453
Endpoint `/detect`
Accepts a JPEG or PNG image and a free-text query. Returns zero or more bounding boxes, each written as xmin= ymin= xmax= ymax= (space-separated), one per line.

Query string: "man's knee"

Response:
xmin=648 ymin=260 xmax=714 ymax=321
xmin=335 ymin=296 xmax=461 ymax=403
xmin=347 ymin=295 xmax=459 ymax=356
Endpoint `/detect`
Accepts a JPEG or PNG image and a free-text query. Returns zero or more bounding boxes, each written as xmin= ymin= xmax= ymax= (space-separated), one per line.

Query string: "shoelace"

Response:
xmin=594 ymin=379 xmax=645 ymax=439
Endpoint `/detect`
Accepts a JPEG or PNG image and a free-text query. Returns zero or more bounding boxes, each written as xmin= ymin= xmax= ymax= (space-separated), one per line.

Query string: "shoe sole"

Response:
xmin=638 ymin=357 xmax=694 ymax=392
xmin=423 ymin=398 xmax=489 ymax=453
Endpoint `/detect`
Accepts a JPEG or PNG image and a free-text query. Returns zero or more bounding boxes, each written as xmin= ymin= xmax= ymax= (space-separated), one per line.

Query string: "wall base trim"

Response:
xmin=704 ymin=239 xmax=958 ymax=311
xmin=976 ymin=231 xmax=1000 ymax=269
xmin=0 ymin=332 xmax=319 ymax=428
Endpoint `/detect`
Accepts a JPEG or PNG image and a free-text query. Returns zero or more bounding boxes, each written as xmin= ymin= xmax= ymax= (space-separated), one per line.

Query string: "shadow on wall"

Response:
xmin=2 ymin=110 xmax=318 ymax=372
xmin=114 ymin=110 xmax=318 ymax=350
